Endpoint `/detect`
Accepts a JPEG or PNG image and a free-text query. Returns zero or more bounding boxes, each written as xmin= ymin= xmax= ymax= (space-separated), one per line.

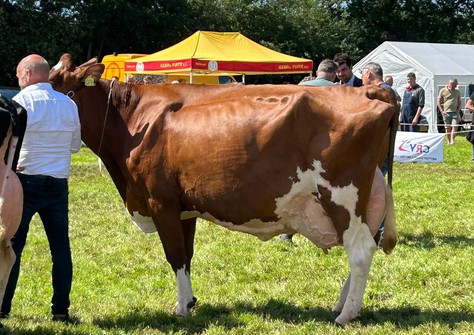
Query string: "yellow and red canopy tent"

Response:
xmin=124 ymin=31 xmax=313 ymax=83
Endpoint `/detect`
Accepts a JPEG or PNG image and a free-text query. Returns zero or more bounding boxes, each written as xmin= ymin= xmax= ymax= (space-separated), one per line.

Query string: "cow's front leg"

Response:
xmin=148 ymin=199 xmax=196 ymax=317
xmin=335 ymin=222 xmax=376 ymax=325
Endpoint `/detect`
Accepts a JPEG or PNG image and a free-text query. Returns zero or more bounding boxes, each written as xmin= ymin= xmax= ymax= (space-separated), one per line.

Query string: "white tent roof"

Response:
xmin=389 ymin=42 xmax=474 ymax=76
xmin=354 ymin=41 xmax=474 ymax=132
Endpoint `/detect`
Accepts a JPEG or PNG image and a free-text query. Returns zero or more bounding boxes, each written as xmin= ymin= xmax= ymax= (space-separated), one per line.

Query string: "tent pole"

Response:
xmin=242 ymin=74 xmax=245 ymax=84
xmin=189 ymin=72 xmax=193 ymax=84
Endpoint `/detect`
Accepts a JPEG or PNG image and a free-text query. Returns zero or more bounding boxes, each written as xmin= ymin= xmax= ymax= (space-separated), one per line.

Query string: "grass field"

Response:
xmin=1 ymin=137 xmax=473 ymax=334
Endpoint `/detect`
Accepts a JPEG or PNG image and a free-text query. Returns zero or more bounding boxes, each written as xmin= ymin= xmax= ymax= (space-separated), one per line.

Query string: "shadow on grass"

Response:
xmin=399 ymin=231 xmax=474 ymax=249
xmin=0 ymin=314 xmax=88 ymax=335
xmin=0 ymin=330 xmax=90 ymax=335
xmin=360 ymin=305 xmax=473 ymax=329
xmin=90 ymin=300 xmax=473 ymax=334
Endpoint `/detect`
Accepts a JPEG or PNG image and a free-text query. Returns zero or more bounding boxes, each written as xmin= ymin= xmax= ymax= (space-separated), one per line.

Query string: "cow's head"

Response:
xmin=49 ymin=53 xmax=105 ymax=96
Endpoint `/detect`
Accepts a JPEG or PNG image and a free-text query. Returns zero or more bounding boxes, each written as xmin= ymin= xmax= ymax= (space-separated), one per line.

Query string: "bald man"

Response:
xmin=359 ymin=62 xmax=398 ymax=176
xmin=0 ymin=54 xmax=81 ymax=323
xmin=361 ymin=62 xmax=398 ymax=102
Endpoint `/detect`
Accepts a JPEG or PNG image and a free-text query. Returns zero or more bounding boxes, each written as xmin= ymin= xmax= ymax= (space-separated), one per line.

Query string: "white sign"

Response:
xmin=208 ymin=60 xmax=218 ymax=71
xmin=394 ymin=131 xmax=445 ymax=163
xmin=136 ymin=62 xmax=144 ymax=73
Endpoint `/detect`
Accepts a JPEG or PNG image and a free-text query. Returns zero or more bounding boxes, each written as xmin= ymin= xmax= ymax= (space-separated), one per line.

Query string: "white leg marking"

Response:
xmin=334 ymin=273 xmax=350 ymax=313
xmin=175 ymin=267 xmax=194 ymax=317
xmin=335 ymin=222 xmax=377 ymax=325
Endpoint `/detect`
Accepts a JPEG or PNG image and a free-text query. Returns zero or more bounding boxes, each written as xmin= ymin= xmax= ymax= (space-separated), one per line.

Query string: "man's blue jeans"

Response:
xmin=1 ymin=174 xmax=72 ymax=316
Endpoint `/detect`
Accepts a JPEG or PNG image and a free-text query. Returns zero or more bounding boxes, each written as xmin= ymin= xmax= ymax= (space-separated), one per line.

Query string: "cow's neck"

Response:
xmin=76 ymin=80 xmax=137 ymax=153
xmin=76 ymin=79 xmax=140 ymax=200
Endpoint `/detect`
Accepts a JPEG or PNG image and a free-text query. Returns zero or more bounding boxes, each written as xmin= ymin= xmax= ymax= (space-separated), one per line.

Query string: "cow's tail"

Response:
xmin=0 ymin=223 xmax=5 ymax=242
xmin=382 ymin=185 xmax=397 ymax=254
xmin=0 ymin=171 xmax=7 ymax=241
xmin=386 ymin=104 xmax=399 ymax=188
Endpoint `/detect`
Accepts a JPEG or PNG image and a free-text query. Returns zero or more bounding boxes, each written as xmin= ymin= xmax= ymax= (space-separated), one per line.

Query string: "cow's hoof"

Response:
xmin=334 ymin=320 xmax=345 ymax=328
xmin=187 ymin=296 xmax=197 ymax=309
xmin=175 ymin=308 xmax=191 ymax=317
xmin=175 ymin=304 xmax=192 ymax=317
xmin=175 ymin=297 xmax=197 ymax=317
xmin=334 ymin=310 xmax=361 ymax=326
xmin=335 ymin=315 xmax=348 ymax=327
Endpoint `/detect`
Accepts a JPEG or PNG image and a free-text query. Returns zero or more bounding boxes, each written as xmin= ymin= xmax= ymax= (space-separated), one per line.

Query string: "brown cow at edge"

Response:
xmin=0 ymin=97 xmax=23 ymax=326
xmin=49 ymin=53 xmax=398 ymax=325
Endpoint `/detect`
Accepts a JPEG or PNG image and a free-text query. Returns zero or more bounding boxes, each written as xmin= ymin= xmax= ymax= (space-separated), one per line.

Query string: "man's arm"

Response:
xmin=413 ymin=88 xmax=425 ymax=124
xmin=437 ymin=97 xmax=444 ymax=114
xmin=413 ymin=106 xmax=423 ymax=124
xmin=465 ymin=99 xmax=474 ymax=112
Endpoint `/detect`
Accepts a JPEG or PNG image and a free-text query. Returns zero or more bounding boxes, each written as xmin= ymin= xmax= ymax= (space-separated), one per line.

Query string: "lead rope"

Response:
xmin=97 ymin=77 xmax=117 ymax=160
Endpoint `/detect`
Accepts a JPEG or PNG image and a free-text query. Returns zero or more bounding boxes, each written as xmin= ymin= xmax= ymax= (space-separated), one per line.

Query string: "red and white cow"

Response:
xmin=49 ymin=53 xmax=398 ymax=325
xmin=0 ymin=97 xmax=23 ymax=319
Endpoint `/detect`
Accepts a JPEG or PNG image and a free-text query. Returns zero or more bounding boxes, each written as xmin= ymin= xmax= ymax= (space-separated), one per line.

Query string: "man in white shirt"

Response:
xmin=0 ymin=54 xmax=81 ymax=323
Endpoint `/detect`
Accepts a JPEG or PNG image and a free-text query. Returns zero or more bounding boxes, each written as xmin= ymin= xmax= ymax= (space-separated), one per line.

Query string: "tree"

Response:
xmin=0 ymin=0 xmax=81 ymax=86
xmin=0 ymin=0 xmax=473 ymax=87
xmin=344 ymin=0 xmax=474 ymax=62
xmin=72 ymin=0 xmax=193 ymax=61
xmin=185 ymin=0 xmax=348 ymax=83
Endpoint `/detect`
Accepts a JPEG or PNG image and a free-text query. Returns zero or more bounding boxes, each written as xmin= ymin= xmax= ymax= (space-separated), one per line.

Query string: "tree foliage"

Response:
xmin=0 ymin=0 xmax=473 ymax=86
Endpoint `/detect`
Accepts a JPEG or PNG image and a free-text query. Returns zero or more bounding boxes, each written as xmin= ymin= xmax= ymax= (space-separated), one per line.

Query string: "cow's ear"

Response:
xmin=81 ymin=64 xmax=105 ymax=86
xmin=79 ymin=57 xmax=99 ymax=68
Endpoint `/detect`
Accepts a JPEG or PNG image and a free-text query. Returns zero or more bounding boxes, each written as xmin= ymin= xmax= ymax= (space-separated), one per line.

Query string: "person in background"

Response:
xmin=333 ymin=53 xmax=363 ymax=87
xmin=362 ymin=63 xmax=398 ymax=103
xmin=298 ymin=59 xmax=337 ymax=87
xmin=464 ymin=92 xmax=474 ymax=162
xmin=384 ymin=75 xmax=401 ymax=103
xmin=360 ymin=62 xmax=398 ymax=176
xmin=0 ymin=54 xmax=81 ymax=323
xmin=143 ymin=75 xmax=152 ymax=85
xmin=437 ymin=78 xmax=461 ymax=145
xmin=127 ymin=75 xmax=135 ymax=83
xmin=400 ymin=72 xmax=425 ymax=132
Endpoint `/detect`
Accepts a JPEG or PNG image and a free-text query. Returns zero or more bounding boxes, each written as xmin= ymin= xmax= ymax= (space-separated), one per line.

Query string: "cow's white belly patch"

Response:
xmin=129 ymin=210 xmax=156 ymax=233
xmin=126 ymin=160 xmax=362 ymax=252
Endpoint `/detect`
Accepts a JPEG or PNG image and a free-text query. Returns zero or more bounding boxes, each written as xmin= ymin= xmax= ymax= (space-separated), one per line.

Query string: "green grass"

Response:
xmin=1 ymin=138 xmax=473 ymax=334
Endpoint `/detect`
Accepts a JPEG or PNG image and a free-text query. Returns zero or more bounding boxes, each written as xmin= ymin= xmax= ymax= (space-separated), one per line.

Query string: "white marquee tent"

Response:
xmin=353 ymin=41 xmax=474 ymax=133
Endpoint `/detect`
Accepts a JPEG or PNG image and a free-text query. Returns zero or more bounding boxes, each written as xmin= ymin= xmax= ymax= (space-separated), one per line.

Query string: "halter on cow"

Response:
xmin=49 ymin=53 xmax=398 ymax=325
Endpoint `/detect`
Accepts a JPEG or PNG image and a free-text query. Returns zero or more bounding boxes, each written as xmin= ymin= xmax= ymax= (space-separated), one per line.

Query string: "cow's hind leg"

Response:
xmin=334 ymin=273 xmax=350 ymax=314
xmin=149 ymin=199 xmax=196 ymax=317
xmin=335 ymin=222 xmax=376 ymax=325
